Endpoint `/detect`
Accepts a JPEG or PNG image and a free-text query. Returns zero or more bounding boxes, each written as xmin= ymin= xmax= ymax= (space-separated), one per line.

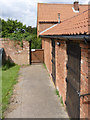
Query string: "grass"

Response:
xmin=56 ymin=89 xmax=64 ymax=106
xmin=56 ymin=89 xmax=60 ymax=97
xmin=2 ymin=64 xmax=20 ymax=114
xmin=2 ymin=60 xmax=15 ymax=71
xmin=60 ymin=96 xmax=64 ymax=106
xmin=43 ymin=63 xmax=47 ymax=69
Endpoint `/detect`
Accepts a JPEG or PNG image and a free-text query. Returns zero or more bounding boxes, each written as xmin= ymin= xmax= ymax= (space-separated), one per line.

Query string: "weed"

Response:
xmin=20 ymin=41 xmax=23 ymax=48
xmin=56 ymin=89 xmax=64 ymax=106
xmin=43 ymin=63 xmax=47 ymax=69
xmin=56 ymin=89 xmax=60 ymax=97
xmin=60 ymin=96 xmax=64 ymax=106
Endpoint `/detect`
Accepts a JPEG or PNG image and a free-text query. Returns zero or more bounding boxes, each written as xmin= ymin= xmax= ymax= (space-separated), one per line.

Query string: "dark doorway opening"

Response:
xmin=51 ymin=39 xmax=56 ymax=85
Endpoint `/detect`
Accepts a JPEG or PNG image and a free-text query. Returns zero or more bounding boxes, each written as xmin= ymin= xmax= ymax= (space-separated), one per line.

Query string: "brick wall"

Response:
xmin=80 ymin=43 xmax=90 ymax=118
xmin=0 ymin=38 xmax=30 ymax=65
xmin=55 ymin=40 xmax=67 ymax=104
xmin=43 ymin=37 xmax=90 ymax=119
xmin=42 ymin=39 xmax=45 ymax=49
xmin=43 ymin=39 xmax=67 ymax=103
xmin=44 ymin=38 xmax=52 ymax=75
xmin=37 ymin=23 xmax=56 ymax=36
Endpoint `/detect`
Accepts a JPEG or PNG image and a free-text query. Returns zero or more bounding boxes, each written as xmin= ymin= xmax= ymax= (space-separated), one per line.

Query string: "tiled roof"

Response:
xmin=38 ymin=3 xmax=88 ymax=22
xmin=40 ymin=9 xmax=90 ymax=36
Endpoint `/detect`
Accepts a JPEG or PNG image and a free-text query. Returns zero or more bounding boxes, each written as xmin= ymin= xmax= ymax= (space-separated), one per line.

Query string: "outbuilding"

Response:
xmin=38 ymin=1 xmax=90 ymax=119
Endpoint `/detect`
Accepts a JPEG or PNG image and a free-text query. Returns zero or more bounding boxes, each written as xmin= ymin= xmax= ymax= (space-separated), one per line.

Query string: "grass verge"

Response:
xmin=56 ymin=89 xmax=64 ymax=106
xmin=43 ymin=63 xmax=47 ymax=69
xmin=2 ymin=65 xmax=20 ymax=114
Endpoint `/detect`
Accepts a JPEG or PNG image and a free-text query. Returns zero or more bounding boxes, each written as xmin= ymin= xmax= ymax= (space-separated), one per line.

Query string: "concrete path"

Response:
xmin=5 ymin=64 xmax=69 ymax=118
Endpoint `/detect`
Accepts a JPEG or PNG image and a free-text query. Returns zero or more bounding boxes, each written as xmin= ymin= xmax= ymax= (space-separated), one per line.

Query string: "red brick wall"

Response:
xmin=44 ymin=38 xmax=52 ymax=75
xmin=80 ymin=43 xmax=90 ymax=119
xmin=37 ymin=23 xmax=56 ymax=36
xmin=31 ymin=49 xmax=44 ymax=63
xmin=42 ymin=39 xmax=45 ymax=49
xmin=55 ymin=40 xmax=67 ymax=104
xmin=0 ymin=38 xmax=29 ymax=65
xmin=43 ymin=37 xmax=90 ymax=119
xmin=43 ymin=39 xmax=67 ymax=103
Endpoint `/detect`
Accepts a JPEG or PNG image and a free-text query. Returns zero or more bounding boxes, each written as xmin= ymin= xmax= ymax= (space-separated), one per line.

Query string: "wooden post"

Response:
xmin=29 ymin=40 xmax=31 ymax=65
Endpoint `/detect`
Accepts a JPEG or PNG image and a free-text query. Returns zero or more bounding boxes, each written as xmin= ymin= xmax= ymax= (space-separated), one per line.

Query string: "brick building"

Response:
xmin=37 ymin=1 xmax=90 ymax=119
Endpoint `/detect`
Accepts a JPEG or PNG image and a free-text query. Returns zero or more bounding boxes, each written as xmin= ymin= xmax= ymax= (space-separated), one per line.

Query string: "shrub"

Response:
xmin=2 ymin=60 xmax=15 ymax=71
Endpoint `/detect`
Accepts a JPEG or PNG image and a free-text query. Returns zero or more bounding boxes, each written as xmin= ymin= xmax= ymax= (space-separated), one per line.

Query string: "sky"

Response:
xmin=0 ymin=0 xmax=89 ymax=27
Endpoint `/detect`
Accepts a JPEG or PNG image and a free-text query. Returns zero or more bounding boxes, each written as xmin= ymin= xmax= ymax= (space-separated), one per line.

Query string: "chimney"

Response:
xmin=58 ymin=13 xmax=60 ymax=23
xmin=74 ymin=0 xmax=79 ymax=11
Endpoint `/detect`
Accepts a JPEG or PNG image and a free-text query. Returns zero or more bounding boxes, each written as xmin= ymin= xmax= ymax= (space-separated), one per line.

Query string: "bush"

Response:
xmin=2 ymin=60 xmax=15 ymax=71
xmin=1 ymin=18 xmax=41 ymax=49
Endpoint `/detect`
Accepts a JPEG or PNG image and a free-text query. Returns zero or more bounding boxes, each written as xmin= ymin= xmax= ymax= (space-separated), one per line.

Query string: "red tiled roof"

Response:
xmin=40 ymin=9 xmax=90 ymax=36
xmin=38 ymin=3 xmax=88 ymax=22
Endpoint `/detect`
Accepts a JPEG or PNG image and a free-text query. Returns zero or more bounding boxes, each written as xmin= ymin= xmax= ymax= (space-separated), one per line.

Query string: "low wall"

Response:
xmin=31 ymin=49 xmax=44 ymax=63
xmin=0 ymin=38 xmax=30 ymax=65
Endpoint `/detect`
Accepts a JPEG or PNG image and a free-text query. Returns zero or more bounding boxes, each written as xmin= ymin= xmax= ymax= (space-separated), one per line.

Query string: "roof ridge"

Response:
xmin=62 ymin=9 xmax=89 ymax=23
xmin=38 ymin=3 xmax=72 ymax=5
xmin=38 ymin=3 xmax=89 ymax=5
xmin=40 ymin=9 xmax=90 ymax=36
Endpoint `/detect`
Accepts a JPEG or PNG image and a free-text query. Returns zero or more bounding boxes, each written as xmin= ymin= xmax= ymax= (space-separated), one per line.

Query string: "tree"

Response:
xmin=26 ymin=26 xmax=37 ymax=34
xmin=0 ymin=18 xmax=41 ymax=49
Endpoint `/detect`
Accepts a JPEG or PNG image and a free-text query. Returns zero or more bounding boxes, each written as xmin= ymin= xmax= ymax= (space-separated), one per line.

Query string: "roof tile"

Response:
xmin=38 ymin=3 xmax=88 ymax=22
xmin=40 ymin=9 xmax=90 ymax=35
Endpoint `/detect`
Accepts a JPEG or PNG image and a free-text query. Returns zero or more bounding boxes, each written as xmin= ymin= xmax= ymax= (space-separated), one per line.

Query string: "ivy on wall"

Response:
xmin=0 ymin=18 xmax=41 ymax=49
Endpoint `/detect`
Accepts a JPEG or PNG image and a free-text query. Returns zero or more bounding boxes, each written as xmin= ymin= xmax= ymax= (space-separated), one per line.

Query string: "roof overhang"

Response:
xmin=39 ymin=34 xmax=90 ymax=43
xmin=39 ymin=21 xmax=58 ymax=23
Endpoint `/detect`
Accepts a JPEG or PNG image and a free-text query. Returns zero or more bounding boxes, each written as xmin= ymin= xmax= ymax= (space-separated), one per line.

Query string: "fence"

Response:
xmin=31 ymin=49 xmax=44 ymax=64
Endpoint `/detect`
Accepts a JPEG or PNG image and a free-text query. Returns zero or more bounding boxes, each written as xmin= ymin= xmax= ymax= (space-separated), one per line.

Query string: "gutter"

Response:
xmin=39 ymin=35 xmax=90 ymax=43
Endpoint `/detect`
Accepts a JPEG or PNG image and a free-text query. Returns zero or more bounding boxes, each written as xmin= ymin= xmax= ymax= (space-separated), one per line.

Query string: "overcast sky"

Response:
xmin=0 ymin=0 xmax=89 ymax=27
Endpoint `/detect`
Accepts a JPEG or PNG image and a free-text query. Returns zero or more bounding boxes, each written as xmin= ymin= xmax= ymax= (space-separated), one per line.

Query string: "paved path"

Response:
xmin=5 ymin=64 xmax=69 ymax=118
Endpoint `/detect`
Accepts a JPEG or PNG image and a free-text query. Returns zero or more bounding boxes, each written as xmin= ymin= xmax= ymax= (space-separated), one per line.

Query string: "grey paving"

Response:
xmin=5 ymin=64 xmax=69 ymax=118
